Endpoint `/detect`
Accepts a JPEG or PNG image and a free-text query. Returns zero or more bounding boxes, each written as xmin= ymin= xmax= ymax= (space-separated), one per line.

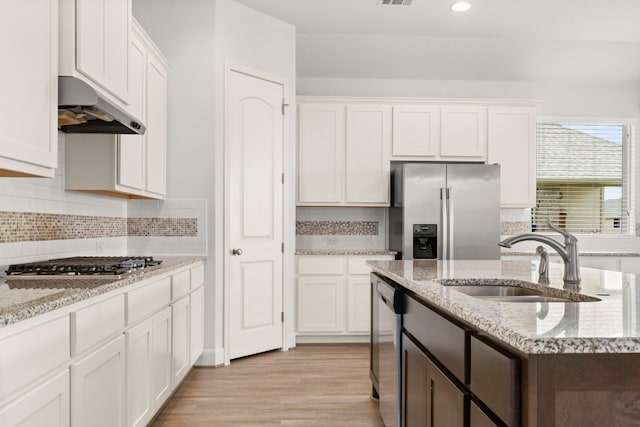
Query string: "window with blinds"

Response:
xmin=532 ymin=123 xmax=630 ymax=235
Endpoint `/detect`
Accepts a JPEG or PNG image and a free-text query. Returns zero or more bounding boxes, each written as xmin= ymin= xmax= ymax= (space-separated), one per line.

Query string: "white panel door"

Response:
xmin=488 ymin=106 xmax=537 ymax=208
xmin=297 ymin=104 xmax=346 ymax=204
xmin=392 ymin=105 xmax=440 ymax=158
xmin=345 ymin=104 xmax=391 ymax=205
xmin=228 ymin=70 xmax=284 ymax=360
xmin=441 ymin=106 xmax=487 ymax=159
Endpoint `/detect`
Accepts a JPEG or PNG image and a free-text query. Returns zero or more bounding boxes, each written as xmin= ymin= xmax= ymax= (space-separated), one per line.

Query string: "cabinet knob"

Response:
xmin=231 ymin=248 xmax=243 ymax=256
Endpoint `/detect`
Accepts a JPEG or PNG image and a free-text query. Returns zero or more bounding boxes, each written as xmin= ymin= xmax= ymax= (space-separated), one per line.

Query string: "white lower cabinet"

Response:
xmin=125 ymin=319 xmax=153 ymax=427
xmin=296 ymin=254 xmax=394 ymax=342
xmin=0 ymin=261 xmax=205 ymax=427
xmin=125 ymin=306 xmax=172 ymax=427
xmin=297 ymin=276 xmax=346 ymax=333
xmin=189 ymin=286 xmax=205 ymax=366
xmin=151 ymin=307 xmax=172 ymax=412
xmin=171 ymin=295 xmax=191 ymax=389
xmin=0 ymin=369 xmax=70 ymax=427
xmin=71 ymin=335 xmax=126 ymax=427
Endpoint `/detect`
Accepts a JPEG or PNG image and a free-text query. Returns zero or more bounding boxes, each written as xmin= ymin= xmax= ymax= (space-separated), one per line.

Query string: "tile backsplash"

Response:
xmin=296 ymin=207 xmax=387 ymax=250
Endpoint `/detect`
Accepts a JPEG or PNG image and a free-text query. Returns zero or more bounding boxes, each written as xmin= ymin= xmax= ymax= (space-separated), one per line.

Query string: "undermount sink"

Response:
xmin=435 ymin=279 xmax=601 ymax=303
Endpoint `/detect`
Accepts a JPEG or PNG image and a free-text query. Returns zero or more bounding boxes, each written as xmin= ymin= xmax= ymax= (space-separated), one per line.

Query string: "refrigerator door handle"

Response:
xmin=441 ymin=187 xmax=448 ymax=260
xmin=447 ymin=187 xmax=454 ymax=260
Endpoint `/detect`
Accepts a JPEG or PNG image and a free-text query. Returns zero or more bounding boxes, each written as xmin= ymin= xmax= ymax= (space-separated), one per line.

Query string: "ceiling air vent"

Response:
xmin=379 ymin=0 xmax=413 ymax=5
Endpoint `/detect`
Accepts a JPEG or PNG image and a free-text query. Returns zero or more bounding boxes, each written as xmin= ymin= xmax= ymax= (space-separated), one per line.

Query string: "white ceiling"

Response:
xmin=233 ymin=0 xmax=640 ymax=82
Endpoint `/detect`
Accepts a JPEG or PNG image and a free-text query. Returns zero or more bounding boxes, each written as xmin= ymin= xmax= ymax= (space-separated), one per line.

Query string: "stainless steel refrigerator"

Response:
xmin=389 ymin=163 xmax=501 ymax=260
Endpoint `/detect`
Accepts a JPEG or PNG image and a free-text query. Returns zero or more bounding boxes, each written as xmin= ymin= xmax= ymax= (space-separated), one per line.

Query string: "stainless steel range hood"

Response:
xmin=58 ymin=76 xmax=145 ymax=135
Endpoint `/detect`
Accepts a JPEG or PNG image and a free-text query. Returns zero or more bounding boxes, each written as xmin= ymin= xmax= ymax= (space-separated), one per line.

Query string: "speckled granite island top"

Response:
xmin=367 ymin=259 xmax=640 ymax=354
xmin=0 ymin=256 xmax=204 ymax=328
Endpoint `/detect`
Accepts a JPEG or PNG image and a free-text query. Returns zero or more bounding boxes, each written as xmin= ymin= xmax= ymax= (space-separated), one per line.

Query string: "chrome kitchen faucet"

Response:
xmin=499 ymin=222 xmax=581 ymax=291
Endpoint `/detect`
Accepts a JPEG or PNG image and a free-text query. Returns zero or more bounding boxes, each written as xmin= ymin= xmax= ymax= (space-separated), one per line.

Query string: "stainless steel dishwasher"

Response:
xmin=370 ymin=273 xmax=403 ymax=427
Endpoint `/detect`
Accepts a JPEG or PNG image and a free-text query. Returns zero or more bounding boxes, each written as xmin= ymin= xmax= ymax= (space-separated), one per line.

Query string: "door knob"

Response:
xmin=231 ymin=248 xmax=243 ymax=256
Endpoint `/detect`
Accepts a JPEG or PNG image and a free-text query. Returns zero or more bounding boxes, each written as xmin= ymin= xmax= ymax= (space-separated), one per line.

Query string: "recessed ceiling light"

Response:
xmin=450 ymin=1 xmax=472 ymax=12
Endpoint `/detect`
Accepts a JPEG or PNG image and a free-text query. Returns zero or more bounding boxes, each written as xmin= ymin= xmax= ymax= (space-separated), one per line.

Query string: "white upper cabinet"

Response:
xmin=345 ymin=105 xmax=391 ymax=205
xmin=297 ymin=104 xmax=346 ymax=204
xmin=392 ymin=105 xmax=441 ymax=158
xmin=66 ymin=20 xmax=168 ymax=199
xmin=488 ymin=106 xmax=537 ymax=208
xmin=297 ymin=100 xmax=390 ymax=206
xmin=440 ymin=105 xmax=487 ymax=159
xmin=0 ymin=0 xmax=58 ymax=177
xmin=60 ymin=0 xmax=131 ymax=104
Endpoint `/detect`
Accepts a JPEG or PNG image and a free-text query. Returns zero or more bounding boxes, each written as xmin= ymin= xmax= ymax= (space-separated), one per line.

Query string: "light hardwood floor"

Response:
xmin=151 ymin=344 xmax=384 ymax=427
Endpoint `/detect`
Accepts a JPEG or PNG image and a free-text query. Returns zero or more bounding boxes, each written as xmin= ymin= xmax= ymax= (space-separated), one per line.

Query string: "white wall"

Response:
xmin=133 ymin=0 xmax=296 ymax=364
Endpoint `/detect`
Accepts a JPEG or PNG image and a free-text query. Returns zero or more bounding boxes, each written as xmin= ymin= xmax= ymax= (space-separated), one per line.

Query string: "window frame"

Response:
xmin=535 ymin=116 xmax=636 ymax=237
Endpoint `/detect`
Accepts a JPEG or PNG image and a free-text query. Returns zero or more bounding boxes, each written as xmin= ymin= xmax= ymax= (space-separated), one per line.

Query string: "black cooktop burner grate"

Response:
xmin=5 ymin=256 xmax=162 ymax=276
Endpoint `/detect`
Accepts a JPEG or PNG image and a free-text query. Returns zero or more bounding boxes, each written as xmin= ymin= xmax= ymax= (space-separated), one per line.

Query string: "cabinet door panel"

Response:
xmin=441 ymin=106 xmax=487 ymax=158
xmin=171 ymin=296 xmax=191 ymax=389
xmin=298 ymin=104 xmax=346 ymax=204
xmin=71 ymin=335 xmax=125 ymax=427
xmin=347 ymin=276 xmax=371 ymax=333
xmin=403 ymin=335 xmax=429 ymax=427
xmin=488 ymin=106 xmax=536 ymax=208
xmin=76 ymin=0 xmax=130 ymax=102
xmin=392 ymin=105 xmax=440 ymax=157
xmin=151 ymin=307 xmax=172 ymax=411
xmin=297 ymin=276 xmax=346 ymax=332
xmin=145 ymin=53 xmax=167 ymax=195
xmin=190 ymin=287 xmax=205 ymax=366
xmin=118 ymin=30 xmax=146 ymax=190
xmin=427 ymin=358 xmax=465 ymax=427
xmin=470 ymin=401 xmax=500 ymax=427
xmin=0 ymin=0 xmax=57 ymax=176
xmin=0 ymin=370 xmax=69 ymax=427
xmin=346 ymin=105 xmax=391 ymax=204
xmin=125 ymin=319 xmax=152 ymax=427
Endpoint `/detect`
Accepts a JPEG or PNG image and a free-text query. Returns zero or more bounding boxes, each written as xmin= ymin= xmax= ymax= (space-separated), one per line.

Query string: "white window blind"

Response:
xmin=533 ymin=123 xmax=629 ymax=235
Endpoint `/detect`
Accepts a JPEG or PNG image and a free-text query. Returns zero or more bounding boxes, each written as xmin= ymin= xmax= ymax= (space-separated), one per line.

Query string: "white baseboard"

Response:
xmin=295 ymin=334 xmax=370 ymax=344
xmin=196 ymin=347 xmax=225 ymax=366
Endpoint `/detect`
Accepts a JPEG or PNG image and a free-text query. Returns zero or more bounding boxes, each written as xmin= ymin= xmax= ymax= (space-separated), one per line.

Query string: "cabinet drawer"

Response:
xmin=470 ymin=335 xmax=520 ymax=427
xmin=191 ymin=264 xmax=204 ymax=287
xmin=127 ymin=277 xmax=171 ymax=325
xmin=0 ymin=316 xmax=70 ymax=401
xmin=297 ymin=256 xmax=344 ymax=275
xmin=172 ymin=270 xmax=191 ymax=300
xmin=403 ymin=295 xmax=468 ymax=383
xmin=71 ymin=294 xmax=125 ymax=355
xmin=347 ymin=256 xmax=392 ymax=275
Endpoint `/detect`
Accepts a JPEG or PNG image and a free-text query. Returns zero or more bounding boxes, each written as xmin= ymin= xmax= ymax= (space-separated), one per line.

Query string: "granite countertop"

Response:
xmin=367 ymin=259 xmax=640 ymax=354
xmin=0 ymin=256 xmax=204 ymax=328
xmin=295 ymin=249 xmax=397 ymax=256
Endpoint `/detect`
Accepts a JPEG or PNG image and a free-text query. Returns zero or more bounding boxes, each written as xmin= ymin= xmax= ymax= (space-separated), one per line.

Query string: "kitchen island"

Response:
xmin=368 ymin=259 xmax=640 ymax=427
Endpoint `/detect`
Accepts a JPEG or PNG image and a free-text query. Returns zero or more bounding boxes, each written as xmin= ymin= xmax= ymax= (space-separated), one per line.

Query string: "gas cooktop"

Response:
xmin=5 ymin=256 xmax=162 ymax=277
